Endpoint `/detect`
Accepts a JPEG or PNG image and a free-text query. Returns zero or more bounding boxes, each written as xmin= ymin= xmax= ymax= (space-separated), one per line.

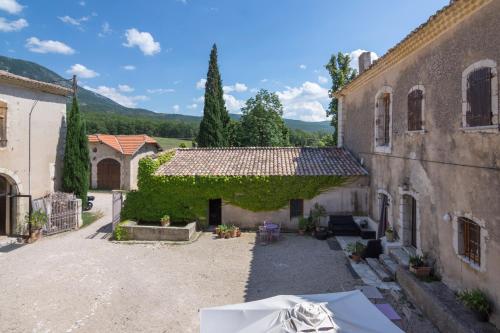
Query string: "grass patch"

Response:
xmin=153 ymin=137 xmax=192 ymax=150
xmin=82 ymin=210 xmax=104 ymax=228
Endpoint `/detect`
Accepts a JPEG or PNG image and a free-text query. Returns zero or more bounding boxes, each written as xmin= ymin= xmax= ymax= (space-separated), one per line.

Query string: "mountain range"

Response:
xmin=0 ymin=55 xmax=332 ymax=133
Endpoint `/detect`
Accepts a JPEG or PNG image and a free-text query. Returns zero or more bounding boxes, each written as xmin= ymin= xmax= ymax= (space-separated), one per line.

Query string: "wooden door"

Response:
xmin=97 ymin=159 xmax=121 ymax=190
xmin=209 ymin=199 xmax=222 ymax=226
xmin=0 ymin=177 xmax=7 ymax=235
xmin=410 ymin=197 xmax=417 ymax=248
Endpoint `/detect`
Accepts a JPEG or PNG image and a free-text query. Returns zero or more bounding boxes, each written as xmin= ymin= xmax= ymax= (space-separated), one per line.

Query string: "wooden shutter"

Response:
xmin=467 ymin=68 xmax=492 ymax=127
xmin=459 ymin=217 xmax=481 ymax=265
xmin=408 ymin=90 xmax=423 ymax=131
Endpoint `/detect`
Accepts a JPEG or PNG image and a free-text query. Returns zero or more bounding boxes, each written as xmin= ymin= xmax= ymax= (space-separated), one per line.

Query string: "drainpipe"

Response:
xmin=27 ymin=98 xmax=39 ymax=238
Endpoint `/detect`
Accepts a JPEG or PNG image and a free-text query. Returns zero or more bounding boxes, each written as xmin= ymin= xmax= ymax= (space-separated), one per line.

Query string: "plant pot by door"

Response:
xmin=351 ymin=254 xmax=361 ymax=263
xmin=410 ymin=265 xmax=431 ymax=278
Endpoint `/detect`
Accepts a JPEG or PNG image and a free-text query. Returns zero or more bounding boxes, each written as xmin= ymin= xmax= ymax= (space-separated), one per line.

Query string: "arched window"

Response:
xmin=408 ymin=86 xmax=424 ymax=131
xmin=374 ymin=87 xmax=393 ymax=153
xmin=0 ymin=100 xmax=7 ymax=147
xmin=462 ymin=60 xmax=498 ymax=129
xmin=458 ymin=217 xmax=481 ymax=265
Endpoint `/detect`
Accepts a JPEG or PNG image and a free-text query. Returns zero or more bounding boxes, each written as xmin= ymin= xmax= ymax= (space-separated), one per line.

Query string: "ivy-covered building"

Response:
xmin=123 ymin=147 xmax=368 ymax=230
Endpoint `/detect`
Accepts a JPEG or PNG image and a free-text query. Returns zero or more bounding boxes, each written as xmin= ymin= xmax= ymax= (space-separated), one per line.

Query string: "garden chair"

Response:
xmin=258 ymin=225 xmax=269 ymax=242
xmin=269 ymin=222 xmax=281 ymax=241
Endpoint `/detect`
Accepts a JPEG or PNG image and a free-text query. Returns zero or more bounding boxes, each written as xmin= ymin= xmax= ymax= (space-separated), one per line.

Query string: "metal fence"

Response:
xmin=33 ymin=192 xmax=80 ymax=235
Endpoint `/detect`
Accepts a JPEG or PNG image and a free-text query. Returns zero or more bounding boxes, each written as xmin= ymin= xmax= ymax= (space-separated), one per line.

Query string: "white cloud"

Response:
xmin=25 ymin=37 xmax=75 ymax=54
xmin=318 ymin=76 xmax=328 ymax=84
xmin=194 ymin=96 xmax=204 ymax=103
xmin=146 ymin=88 xmax=174 ymax=94
xmin=58 ymin=15 xmax=90 ymax=27
xmin=79 ymin=1 xmax=85 ymax=6
xmin=348 ymin=49 xmax=379 ymax=72
xmin=118 ymin=84 xmax=134 ymax=92
xmin=66 ymin=64 xmax=99 ymax=78
xmin=172 ymin=104 xmax=180 ymax=112
xmin=123 ymin=28 xmax=160 ymax=56
xmin=223 ymin=94 xmax=245 ymax=113
xmin=187 ymin=103 xmax=197 ymax=109
xmin=260 ymin=78 xmax=268 ymax=83
xmin=299 ymin=64 xmax=307 ymax=70
xmin=0 ymin=0 xmax=23 ymax=14
xmin=84 ymin=85 xmax=148 ymax=108
xmin=98 ymin=21 xmax=111 ymax=37
xmin=0 ymin=17 xmax=27 ymax=32
xmin=196 ymin=78 xmax=206 ymax=89
xmin=223 ymin=82 xmax=247 ymax=93
xmin=122 ymin=65 xmax=135 ymax=71
xmin=276 ymin=81 xmax=330 ymax=121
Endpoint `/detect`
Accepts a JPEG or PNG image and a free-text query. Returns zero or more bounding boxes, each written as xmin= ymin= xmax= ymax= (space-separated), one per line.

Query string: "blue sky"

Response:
xmin=1 ymin=0 xmax=448 ymax=121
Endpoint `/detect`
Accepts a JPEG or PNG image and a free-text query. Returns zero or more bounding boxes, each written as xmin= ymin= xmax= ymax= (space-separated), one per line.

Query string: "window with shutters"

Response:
xmin=458 ymin=217 xmax=481 ymax=266
xmin=0 ymin=100 xmax=6 ymax=147
xmin=461 ymin=60 xmax=498 ymax=130
xmin=289 ymin=199 xmax=304 ymax=219
xmin=374 ymin=86 xmax=393 ymax=153
xmin=407 ymin=86 xmax=424 ymax=132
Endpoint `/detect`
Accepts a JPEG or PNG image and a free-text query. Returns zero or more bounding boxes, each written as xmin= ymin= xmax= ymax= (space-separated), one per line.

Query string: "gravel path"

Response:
xmin=0 ymin=192 xmax=436 ymax=332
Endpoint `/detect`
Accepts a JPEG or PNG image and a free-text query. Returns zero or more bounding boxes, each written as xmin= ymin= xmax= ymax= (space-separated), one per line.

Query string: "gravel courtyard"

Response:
xmin=0 ymin=193 xmax=435 ymax=332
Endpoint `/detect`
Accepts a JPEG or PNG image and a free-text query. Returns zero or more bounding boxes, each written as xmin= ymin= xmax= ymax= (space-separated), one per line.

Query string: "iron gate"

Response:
xmin=111 ymin=191 xmax=123 ymax=232
xmin=33 ymin=193 xmax=79 ymax=235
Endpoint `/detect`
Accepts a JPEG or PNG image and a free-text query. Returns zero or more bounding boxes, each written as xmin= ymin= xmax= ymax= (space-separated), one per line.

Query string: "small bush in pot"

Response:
xmin=346 ymin=242 xmax=366 ymax=263
xmin=385 ymin=226 xmax=394 ymax=242
xmin=26 ymin=210 xmax=48 ymax=243
xmin=409 ymin=255 xmax=431 ymax=277
xmin=160 ymin=215 xmax=170 ymax=226
xmin=298 ymin=217 xmax=308 ymax=235
xmin=457 ymin=289 xmax=491 ymax=322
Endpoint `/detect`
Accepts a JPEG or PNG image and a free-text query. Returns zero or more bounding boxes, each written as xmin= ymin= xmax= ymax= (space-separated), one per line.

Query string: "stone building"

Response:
xmin=88 ymin=134 xmax=161 ymax=190
xmin=335 ymin=0 xmax=500 ymax=326
xmin=0 ymin=70 xmax=71 ymax=236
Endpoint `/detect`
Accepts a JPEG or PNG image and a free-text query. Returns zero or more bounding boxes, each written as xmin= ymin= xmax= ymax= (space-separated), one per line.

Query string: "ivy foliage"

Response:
xmin=122 ymin=151 xmax=350 ymax=222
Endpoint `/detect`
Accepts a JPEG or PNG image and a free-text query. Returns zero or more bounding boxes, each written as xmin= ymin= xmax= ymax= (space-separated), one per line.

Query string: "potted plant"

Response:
xmin=409 ymin=255 xmax=431 ymax=277
xmin=346 ymin=242 xmax=366 ymax=263
xmin=234 ymin=226 xmax=241 ymax=237
xmin=217 ymin=224 xmax=227 ymax=238
xmin=298 ymin=217 xmax=308 ymax=235
xmin=160 ymin=215 xmax=170 ymax=227
xmin=385 ymin=226 xmax=394 ymax=242
xmin=457 ymin=289 xmax=492 ymax=322
xmin=27 ymin=209 xmax=48 ymax=243
xmin=229 ymin=225 xmax=237 ymax=238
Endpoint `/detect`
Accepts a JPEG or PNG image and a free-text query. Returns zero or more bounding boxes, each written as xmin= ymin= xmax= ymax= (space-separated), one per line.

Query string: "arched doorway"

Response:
xmin=0 ymin=175 xmax=18 ymax=236
xmin=97 ymin=159 xmax=121 ymax=190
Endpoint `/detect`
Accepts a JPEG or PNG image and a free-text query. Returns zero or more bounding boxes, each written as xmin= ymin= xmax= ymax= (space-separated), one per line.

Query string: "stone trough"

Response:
xmin=121 ymin=221 xmax=197 ymax=242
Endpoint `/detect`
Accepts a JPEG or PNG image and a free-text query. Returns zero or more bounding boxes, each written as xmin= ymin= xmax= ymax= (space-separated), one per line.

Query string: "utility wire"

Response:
xmin=357 ymin=151 xmax=500 ymax=172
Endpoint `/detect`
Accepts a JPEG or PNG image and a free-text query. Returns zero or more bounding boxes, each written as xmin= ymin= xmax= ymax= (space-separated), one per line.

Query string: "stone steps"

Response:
xmin=389 ymin=247 xmax=410 ymax=267
xmin=379 ymin=254 xmax=399 ymax=279
xmin=366 ymin=257 xmax=393 ymax=282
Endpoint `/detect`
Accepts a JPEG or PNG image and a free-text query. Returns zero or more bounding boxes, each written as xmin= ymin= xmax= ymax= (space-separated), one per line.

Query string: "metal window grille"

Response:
xmin=376 ymin=94 xmax=391 ymax=146
xmin=459 ymin=217 xmax=481 ymax=265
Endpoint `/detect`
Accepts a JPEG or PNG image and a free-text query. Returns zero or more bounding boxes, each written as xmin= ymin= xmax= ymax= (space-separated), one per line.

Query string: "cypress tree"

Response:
xmin=62 ymin=95 xmax=90 ymax=206
xmin=197 ymin=44 xmax=229 ymax=147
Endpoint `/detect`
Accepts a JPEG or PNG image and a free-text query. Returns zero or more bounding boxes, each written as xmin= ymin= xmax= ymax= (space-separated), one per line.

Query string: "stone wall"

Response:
xmin=340 ymin=1 xmax=500 ymax=326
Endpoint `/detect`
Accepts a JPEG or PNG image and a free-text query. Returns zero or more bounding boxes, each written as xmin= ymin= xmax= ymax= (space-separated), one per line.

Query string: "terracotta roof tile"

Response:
xmin=155 ymin=147 xmax=368 ymax=177
xmin=0 ymin=70 xmax=72 ymax=96
xmin=88 ymin=134 xmax=160 ymax=155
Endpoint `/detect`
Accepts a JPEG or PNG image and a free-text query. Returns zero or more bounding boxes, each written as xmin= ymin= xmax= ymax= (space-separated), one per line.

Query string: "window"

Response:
xmin=374 ymin=87 xmax=393 ymax=153
xmin=0 ymin=100 xmax=6 ymax=147
xmin=458 ymin=217 xmax=481 ymax=266
xmin=290 ymin=199 xmax=304 ymax=218
xmin=462 ymin=60 xmax=498 ymax=129
xmin=408 ymin=88 xmax=424 ymax=131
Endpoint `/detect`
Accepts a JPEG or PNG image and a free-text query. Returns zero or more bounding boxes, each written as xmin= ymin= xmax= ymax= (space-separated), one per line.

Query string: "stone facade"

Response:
xmin=221 ymin=177 xmax=369 ymax=230
xmin=89 ymin=140 xmax=159 ymax=191
xmin=339 ymin=1 xmax=500 ymax=326
xmin=0 ymin=74 xmax=69 ymax=235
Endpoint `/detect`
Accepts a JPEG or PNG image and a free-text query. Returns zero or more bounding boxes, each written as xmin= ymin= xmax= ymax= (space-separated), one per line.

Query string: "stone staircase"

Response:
xmin=365 ymin=246 xmax=413 ymax=282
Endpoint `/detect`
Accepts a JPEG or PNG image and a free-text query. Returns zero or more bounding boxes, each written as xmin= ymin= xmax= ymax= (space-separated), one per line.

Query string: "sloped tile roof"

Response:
xmin=0 ymin=70 xmax=72 ymax=96
xmin=88 ymin=134 xmax=160 ymax=155
xmin=155 ymin=147 xmax=368 ymax=177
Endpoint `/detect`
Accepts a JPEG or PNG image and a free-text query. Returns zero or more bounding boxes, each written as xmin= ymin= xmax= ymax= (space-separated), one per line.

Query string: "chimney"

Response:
xmin=358 ymin=52 xmax=372 ymax=74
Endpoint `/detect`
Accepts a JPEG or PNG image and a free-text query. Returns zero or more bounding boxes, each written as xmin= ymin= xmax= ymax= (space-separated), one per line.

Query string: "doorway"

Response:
xmin=402 ymin=194 xmax=418 ymax=249
xmin=97 ymin=158 xmax=121 ymax=190
xmin=209 ymin=199 xmax=222 ymax=226
xmin=0 ymin=176 xmax=9 ymax=235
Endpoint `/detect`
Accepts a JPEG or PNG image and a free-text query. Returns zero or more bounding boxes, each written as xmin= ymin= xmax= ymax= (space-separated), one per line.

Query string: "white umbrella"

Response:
xmin=200 ymin=290 xmax=404 ymax=333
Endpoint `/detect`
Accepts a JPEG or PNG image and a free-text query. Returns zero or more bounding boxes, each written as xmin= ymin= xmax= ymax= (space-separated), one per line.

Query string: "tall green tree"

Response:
xmin=197 ymin=44 xmax=229 ymax=147
xmin=325 ymin=52 xmax=357 ymax=146
xmin=239 ymin=90 xmax=289 ymax=147
xmin=62 ymin=95 xmax=90 ymax=205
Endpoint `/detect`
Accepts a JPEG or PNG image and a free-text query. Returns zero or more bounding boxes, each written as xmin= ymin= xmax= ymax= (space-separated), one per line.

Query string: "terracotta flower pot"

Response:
xmin=235 ymin=229 xmax=241 ymax=237
xmin=224 ymin=231 xmax=231 ymax=239
xmin=230 ymin=229 xmax=236 ymax=238
xmin=298 ymin=229 xmax=305 ymax=235
xmin=351 ymin=253 xmax=362 ymax=263
xmin=29 ymin=228 xmax=43 ymax=243
xmin=410 ymin=265 xmax=431 ymax=277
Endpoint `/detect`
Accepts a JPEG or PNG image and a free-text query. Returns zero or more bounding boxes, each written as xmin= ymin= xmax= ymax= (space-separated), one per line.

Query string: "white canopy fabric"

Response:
xmin=200 ymin=290 xmax=404 ymax=333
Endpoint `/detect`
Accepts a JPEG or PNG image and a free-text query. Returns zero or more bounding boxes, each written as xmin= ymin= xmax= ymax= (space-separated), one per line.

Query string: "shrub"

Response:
xmin=346 ymin=242 xmax=365 ymax=255
xmin=457 ymin=289 xmax=491 ymax=315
